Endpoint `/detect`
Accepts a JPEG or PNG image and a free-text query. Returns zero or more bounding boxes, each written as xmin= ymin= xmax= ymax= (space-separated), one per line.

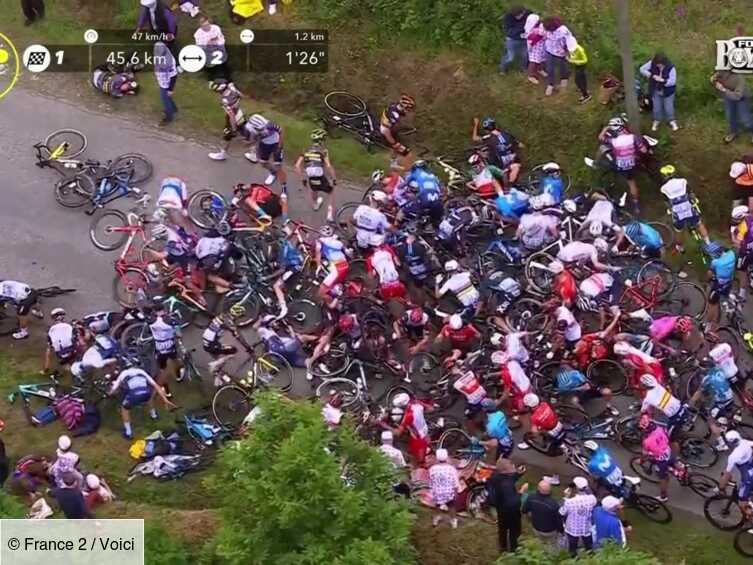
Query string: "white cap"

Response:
xmin=381 ymin=431 xmax=393 ymax=443
xmin=542 ymin=162 xmax=561 ymax=172
xmin=602 ymin=495 xmax=622 ymax=510
xmin=71 ymin=362 xmax=84 ymax=379
xmin=58 ymin=435 xmax=72 ymax=451
xmin=435 ymin=448 xmax=449 ymax=462
xmin=732 ymin=205 xmax=749 ymax=221
xmin=725 ymin=430 xmax=742 ymax=444
xmin=392 ymin=392 xmax=410 ymax=408
xmin=573 ymin=476 xmax=589 ymax=490
xmin=444 ymin=259 xmax=459 ymax=272
xmin=140 ymin=0 xmax=156 ymax=6
xmin=490 ymin=333 xmax=504 ymax=347
xmin=589 ymin=221 xmax=603 ymax=237
xmin=449 ymin=314 xmax=463 ymax=330
xmin=51 ymin=307 xmax=66 ymax=318
xmin=523 ymin=393 xmax=539 ymax=408
xmin=549 ymin=260 xmax=564 ymax=275
xmin=85 ymin=474 xmax=101 ymax=490
xmin=370 ymin=190 xmax=388 ymax=203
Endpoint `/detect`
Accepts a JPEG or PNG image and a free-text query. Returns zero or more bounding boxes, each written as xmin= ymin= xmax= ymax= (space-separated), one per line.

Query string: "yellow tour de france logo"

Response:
xmin=0 ymin=32 xmax=21 ymax=100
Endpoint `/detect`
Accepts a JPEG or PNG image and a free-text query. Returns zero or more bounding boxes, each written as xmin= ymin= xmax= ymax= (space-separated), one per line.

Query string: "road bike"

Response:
xmin=629 ymin=455 xmax=719 ymax=498
xmin=0 ymin=286 xmax=76 ymax=336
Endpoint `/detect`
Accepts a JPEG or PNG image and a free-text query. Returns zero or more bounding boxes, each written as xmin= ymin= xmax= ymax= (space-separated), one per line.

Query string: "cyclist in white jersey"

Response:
xmin=315 ymin=227 xmax=350 ymax=305
xmin=659 ymin=165 xmax=709 ymax=243
xmin=517 ymin=211 xmax=559 ymax=251
xmin=148 ymin=307 xmax=183 ymax=398
xmin=709 ymin=342 xmax=739 ymax=381
xmin=579 ymin=197 xmax=616 ymax=238
xmin=156 ymin=177 xmax=189 ymax=228
xmin=436 ymin=260 xmax=480 ymax=317
xmin=43 ymin=308 xmax=78 ymax=373
xmin=109 ymin=365 xmax=175 ymax=439
xmin=352 ymin=194 xmax=391 ymax=249
xmin=0 ymin=280 xmax=42 ymax=340
xmin=557 ymin=239 xmax=615 ymax=272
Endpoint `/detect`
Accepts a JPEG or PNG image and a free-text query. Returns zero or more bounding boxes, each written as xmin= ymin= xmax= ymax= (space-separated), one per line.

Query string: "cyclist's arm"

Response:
xmin=314 ymin=242 xmax=322 ymax=269
xmin=108 ymin=374 xmax=125 ymax=395
xmin=471 ymin=118 xmax=482 ymax=143
xmin=719 ymin=470 xmax=732 ymax=491
xmin=688 ymin=387 xmax=703 ymax=408
xmin=43 ymin=345 xmax=53 ymax=373
xmin=293 ymin=156 xmax=304 ymax=177
xmin=324 ymin=155 xmax=337 ymax=183
xmin=590 ymin=251 xmax=612 ymax=273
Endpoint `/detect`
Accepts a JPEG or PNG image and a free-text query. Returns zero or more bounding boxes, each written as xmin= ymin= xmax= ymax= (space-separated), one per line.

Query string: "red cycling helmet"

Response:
xmin=338 ymin=314 xmax=356 ymax=332
xmin=590 ymin=339 xmax=609 ymax=360
xmin=676 ymin=316 xmax=693 ymax=336
xmin=409 ymin=307 xmax=424 ymax=324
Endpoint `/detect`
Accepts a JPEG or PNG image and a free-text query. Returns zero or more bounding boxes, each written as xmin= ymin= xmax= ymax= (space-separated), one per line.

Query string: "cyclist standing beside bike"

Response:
xmin=149 ymin=305 xmax=183 ymax=399
xmin=730 ymin=205 xmax=753 ymax=301
xmin=207 ymin=82 xmax=247 ymax=161
xmin=597 ymin=119 xmax=648 ymax=213
xmin=718 ymin=430 xmax=753 ymax=516
xmin=380 ymin=95 xmax=415 ymax=161
xmin=659 ymin=165 xmax=710 ymax=247
xmin=688 ymin=360 xmax=735 ymax=452
xmin=244 ymin=114 xmax=289 ymax=199
xmin=352 ymin=192 xmax=391 ymax=251
xmin=0 ymin=280 xmax=43 ymax=340
xmin=389 ymin=392 xmax=432 ymax=467
xmin=42 ymin=308 xmax=79 ymax=375
xmin=203 ymin=314 xmax=239 ymax=387
xmin=366 ymin=234 xmax=406 ymax=302
xmin=294 ymin=129 xmax=338 ymax=223
xmin=702 ymin=241 xmax=737 ymax=326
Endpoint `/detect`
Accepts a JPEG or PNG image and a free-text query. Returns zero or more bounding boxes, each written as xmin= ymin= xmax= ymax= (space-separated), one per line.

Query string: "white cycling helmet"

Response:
xmin=549 ymin=260 xmax=564 ymax=275
xmin=639 ymin=374 xmax=658 ymax=388
xmin=589 ymin=221 xmax=603 ymax=237
xmin=71 ymin=362 xmax=84 ymax=379
xmin=593 ymin=237 xmax=608 ymax=254
xmin=58 ymin=435 xmax=72 ymax=451
xmin=583 ymin=440 xmax=599 ymax=452
xmin=491 ymin=351 xmax=509 ymax=365
xmin=392 ymin=392 xmax=410 ymax=408
xmin=448 ymin=314 xmax=463 ymax=330
xmin=50 ymin=308 xmax=66 ymax=319
xmin=248 ymin=114 xmax=268 ymax=131
xmin=563 ymin=199 xmax=577 ymax=214
xmin=613 ymin=341 xmax=630 ymax=356
xmin=444 ymin=259 xmax=459 ymax=272
xmin=529 ymin=194 xmax=546 ymax=211
xmin=370 ymin=170 xmax=384 ymax=184
xmin=523 ymin=393 xmax=540 ymax=408
xmin=85 ymin=474 xmax=101 ymax=490
xmin=542 ymin=162 xmax=561 ymax=173
xmin=732 ymin=205 xmax=749 ymax=222
xmin=319 ymin=225 xmax=335 ymax=237
xmin=490 ymin=333 xmax=504 ymax=347
xmin=372 ymin=233 xmax=386 ymax=246
xmin=725 ymin=430 xmax=742 ymax=445
xmin=370 ymin=190 xmax=388 ymax=203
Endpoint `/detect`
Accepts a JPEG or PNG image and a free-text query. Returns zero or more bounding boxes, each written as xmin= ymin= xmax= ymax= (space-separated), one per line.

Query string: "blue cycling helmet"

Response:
xmin=411 ymin=159 xmax=427 ymax=171
xmin=623 ymin=221 xmax=641 ymax=241
xmin=481 ymin=117 xmax=497 ymax=131
xmin=702 ymin=241 xmax=724 ymax=258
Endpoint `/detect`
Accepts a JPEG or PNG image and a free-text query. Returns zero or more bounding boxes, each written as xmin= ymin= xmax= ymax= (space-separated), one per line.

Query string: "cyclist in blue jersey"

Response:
xmin=703 ymin=241 xmax=736 ymax=326
xmin=480 ymin=398 xmax=514 ymax=460
xmin=253 ymin=315 xmax=314 ymax=369
xmin=536 ymin=162 xmax=565 ymax=207
xmin=403 ymin=160 xmax=443 ymax=224
xmin=613 ymin=221 xmax=664 ymax=258
xmin=583 ymin=441 xmax=637 ymax=498
xmin=555 ymin=364 xmax=619 ymax=416
xmin=493 ymin=181 xmax=530 ymax=223
xmin=689 ymin=361 xmax=736 ymax=452
xmin=272 ymin=224 xmax=304 ymax=318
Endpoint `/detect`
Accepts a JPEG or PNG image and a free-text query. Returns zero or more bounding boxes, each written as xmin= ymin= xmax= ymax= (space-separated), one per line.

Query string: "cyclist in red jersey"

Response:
xmin=613 ymin=340 xmax=665 ymax=394
xmin=572 ymin=307 xmax=621 ymax=369
xmin=434 ymin=314 xmax=481 ymax=364
xmin=524 ymin=393 xmax=565 ymax=474
xmin=366 ymin=235 xmax=407 ymax=302
xmin=548 ymin=260 xmax=577 ymax=307
xmin=389 ymin=392 xmax=433 ymax=466
xmin=232 ymin=183 xmax=283 ymax=222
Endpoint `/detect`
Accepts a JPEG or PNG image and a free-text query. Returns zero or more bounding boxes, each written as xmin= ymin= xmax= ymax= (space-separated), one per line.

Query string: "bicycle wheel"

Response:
xmin=524 ymin=164 xmax=573 ymax=195
xmin=467 ymin=483 xmax=498 ymax=524
xmin=113 ymin=268 xmax=149 ymax=308
xmin=704 ymin=495 xmax=745 ymax=530
xmin=334 ymin=202 xmax=360 ymax=239
xmin=586 ymin=359 xmax=627 ymax=395
xmin=219 ymin=290 xmax=261 ymax=327
xmin=687 ymin=473 xmax=719 ymax=498
xmin=615 ymin=416 xmax=642 ymax=454
xmin=647 ymin=221 xmax=675 ymax=250
xmin=681 ymin=436 xmax=718 ymax=468
xmin=324 ymin=91 xmax=367 ymax=118
xmin=188 ymin=190 xmax=227 ymax=229
xmin=556 ymin=404 xmax=589 ymax=428
xmin=438 ymin=428 xmax=474 ymax=466
xmin=632 ymin=494 xmax=672 ymax=523
xmin=734 ymin=528 xmax=753 ymax=558
xmin=637 ymin=260 xmax=676 ymax=300
xmin=119 ymin=322 xmax=154 ymax=355
xmin=315 ymin=378 xmax=361 ymax=409
xmin=285 ymin=299 xmax=323 ymax=333
xmin=629 ymin=456 xmax=661 ymax=483
xmin=254 ymin=352 xmax=294 ymax=392
xmin=524 ymin=252 xmax=556 ymax=295
xmin=660 ymin=282 xmax=707 ymax=320
xmin=407 ymin=353 xmax=440 ymax=387
xmin=212 ymin=385 xmax=252 ymax=429
xmin=311 ymin=347 xmax=350 ymax=379
xmin=54 ymin=176 xmax=90 ymax=208
xmin=111 ymin=153 xmax=153 ymax=184
xmin=44 ymin=129 xmax=87 ymax=158
xmin=90 ymin=209 xmax=129 ymax=251
xmin=504 ymin=297 xmax=546 ymax=332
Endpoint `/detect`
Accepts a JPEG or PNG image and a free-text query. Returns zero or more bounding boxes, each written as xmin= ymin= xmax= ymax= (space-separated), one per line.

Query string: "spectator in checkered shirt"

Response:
xmin=153 ymin=42 xmax=178 ymax=127
xmin=560 ymin=476 xmax=597 ymax=556
xmin=428 ymin=449 xmax=461 ymax=529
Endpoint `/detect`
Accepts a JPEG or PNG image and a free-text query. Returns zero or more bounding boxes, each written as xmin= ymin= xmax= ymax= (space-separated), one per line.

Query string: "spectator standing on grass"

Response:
xmin=711 ymin=70 xmax=753 ymax=144
xmin=524 ymin=13 xmax=546 ymax=84
xmin=640 ymin=53 xmax=679 ymax=132
xmin=567 ymin=39 xmax=591 ymax=104
xmin=487 ymin=458 xmax=528 ymax=553
xmin=593 ymin=495 xmax=629 ymax=548
xmin=51 ymin=471 xmax=90 ymax=519
xmin=20 ymin=0 xmax=44 ymax=26
xmin=499 ymin=5 xmax=530 ymax=73
xmin=154 ymin=42 xmax=178 ymax=127
xmin=428 ymin=449 xmax=461 ymax=529
xmin=560 ymin=476 xmax=597 ymax=556
xmin=136 ymin=0 xmax=177 ymax=41
xmin=522 ymin=479 xmax=563 ymax=549
xmin=195 ymin=15 xmax=233 ymax=88
xmin=543 ymin=17 xmax=575 ymax=97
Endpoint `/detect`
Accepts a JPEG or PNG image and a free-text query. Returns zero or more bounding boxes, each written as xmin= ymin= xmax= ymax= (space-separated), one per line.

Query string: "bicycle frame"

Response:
xmin=91 ymin=174 xmax=137 ymax=208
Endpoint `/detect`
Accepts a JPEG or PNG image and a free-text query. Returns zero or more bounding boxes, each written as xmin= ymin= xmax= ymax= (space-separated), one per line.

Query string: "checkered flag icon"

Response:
xmin=27 ymin=51 xmax=47 ymax=66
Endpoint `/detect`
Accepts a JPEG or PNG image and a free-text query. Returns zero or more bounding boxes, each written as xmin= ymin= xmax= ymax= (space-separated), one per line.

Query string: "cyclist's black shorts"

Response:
xmin=204 ymin=343 xmax=238 ymax=357
xmin=16 ymin=291 xmax=39 ymax=316
xmin=258 ymin=142 xmax=283 ymax=164
xmin=737 ymin=252 xmax=753 ymax=272
xmin=260 ymin=194 xmax=283 ymax=218
xmin=708 ymin=279 xmax=732 ymax=305
xmin=157 ymin=350 xmax=178 ymax=369
xmin=733 ymin=182 xmax=753 ymax=203
xmin=309 ymin=176 xmax=333 ymax=194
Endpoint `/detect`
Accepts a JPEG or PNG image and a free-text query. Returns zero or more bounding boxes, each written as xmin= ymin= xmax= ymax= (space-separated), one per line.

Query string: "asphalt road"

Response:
xmin=0 ymin=88 xmax=727 ymax=518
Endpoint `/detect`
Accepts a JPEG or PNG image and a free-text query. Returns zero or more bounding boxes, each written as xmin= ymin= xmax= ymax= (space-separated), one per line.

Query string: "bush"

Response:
xmin=208 ymin=392 xmax=415 ymax=565
xmin=145 ymin=522 xmax=193 ymax=565
xmin=496 ymin=538 xmax=662 ymax=565
xmin=0 ymin=491 xmax=28 ymax=518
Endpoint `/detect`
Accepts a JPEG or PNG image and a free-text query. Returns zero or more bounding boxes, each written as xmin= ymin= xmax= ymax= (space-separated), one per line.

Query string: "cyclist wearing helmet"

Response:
xmin=380 ymin=94 xmax=415 ymax=157
xmin=583 ymin=441 xmax=626 ymax=494
xmin=556 ymin=239 xmax=616 ymax=273
xmin=435 ymin=314 xmax=481 ymax=364
xmin=639 ymin=373 xmax=688 ymax=448
xmin=91 ymin=64 xmax=139 ymax=98
xmin=254 ymin=314 xmax=311 ymax=369
xmin=613 ymin=220 xmax=664 ymax=258
xmin=452 ymin=364 xmax=490 ymax=430
xmin=471 ymin=116 xmax=522 ymax=183
xmin=493 ymin=178 xmax=530 ymax=223
xmin=208 ymin=83 xmax=247 ymax=160
xmin=548 ymin=260 xmax=577 ymax=307
xmin=536 ymin=163 xmax=565 ymax=207
xmin=659 ymin=165 xmax=709 ymax=244
xmin=689 ymin=361 xmax=735 ymax=452
xmin=393 ymin=306 xmax=432 ymax=354
xmin=108 ymin=363 xmax=175 ymax=439
xmin=595 ymin=117 xmax=648 ymax=212
xmin=232 ymin=182 xmax=283 ymax=223
xmin=554 ymin=363 xmax=619 ymax=416
xmin=244 ymin=113 xmax=289 ymax=197
xmin=396 ymin=229 xmax=436 ymax=289
xmin=522 ymin=393 xmax=565 ymax=458
xmin=43 ymin=308 xmax=79 ymax=374
xmin=437 ymin=202 xmax=479 ymax=249
xmin=729 ymin=155 xmax=753 ymax=209
xmin=702 ymin=241 xmax=736 ymax=325
xmin=0 ymin=280 xmax=43 ymax=340
xmin=435 ymin=260 xmax=481 ymax=319
xmin=730 ymin=205 xmax=753 ymax=300
xmin=294 ymin=129 xmax=338 ymax=222
xmin=480 ymin=398 xmax=514 ymax=460
xmin=366 ymin=234 xmax=406 ymax=302
xmin=579 ymin=193 xmax=616 ymax=239
xmin=572 ymin=307 xmax=622 ymax=370
xmin=467 ymin=152 xmax=505 ymax=199
xmin=516 ymin=209 xmax=559 ymax=251
xmin=195 ymin=229 xmax=233 ymax=295
xmin=203 ymin=313 xmax=240 ymax=387
xmin=352 ymin=194 xmax=391 ymax=250
xmin=719 ymin=430 xmax=753 ymax=513
xmin=156 ymin=177 xmax=190 ymax=228
xmin=272 ymin=224 xmax=305 ymax=318
xmin=648 ymin=315 xmax=701 ymax=355
xmin=389 ymin=392 xmax=433 ymax=465
xmin=315 ymin=227 xmax=350 ymax=306
xmin=403 ymin=160 xmax=444 ymax=224
xmin=709 ymin=341 xmax=739 ymax=382
xmin=71 ymin=330 xmax=120 ymax=385
xmin=614 ymin=340 xmax=664 ymax=393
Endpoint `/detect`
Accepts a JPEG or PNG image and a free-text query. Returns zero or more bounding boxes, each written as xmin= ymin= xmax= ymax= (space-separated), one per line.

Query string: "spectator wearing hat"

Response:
xmin=194 ymin=15 xmax=233 ymax=88
xmin=523 ymin=13 xmax=546 ymax=84
xmin=522 ymin=479 xmax=563 ymax=548
xmin=51 ymin=471 xmax=90 ymax=519
xmin=560 ymin=476 xmax=597 ymax=556
xmin=380 ymin=431 xmax=410 ymax=497
xmin=428 ymin=449 xmax=461 ymax=529
xmin=487 ymin=458 xmax=528 ymax=552
xmin=542 ymin=16 xmax=576 ymax=96
xmin=83 ymin=474 xmax=115 ymax=512
xmin=500 ymin=5 xmax=531 ymax=73
xmin=49 ymin=435 xmax=82 ymax=489
xmin=593 ymin=496 xmax=628 ymax=548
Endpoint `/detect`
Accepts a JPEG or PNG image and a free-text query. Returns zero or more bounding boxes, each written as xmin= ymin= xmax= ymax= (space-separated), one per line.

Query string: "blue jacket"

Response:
xmin=640 ymin=59 xmax=676 ymax=97
xmin=593 ymin=506 xmax=625 ymax=548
